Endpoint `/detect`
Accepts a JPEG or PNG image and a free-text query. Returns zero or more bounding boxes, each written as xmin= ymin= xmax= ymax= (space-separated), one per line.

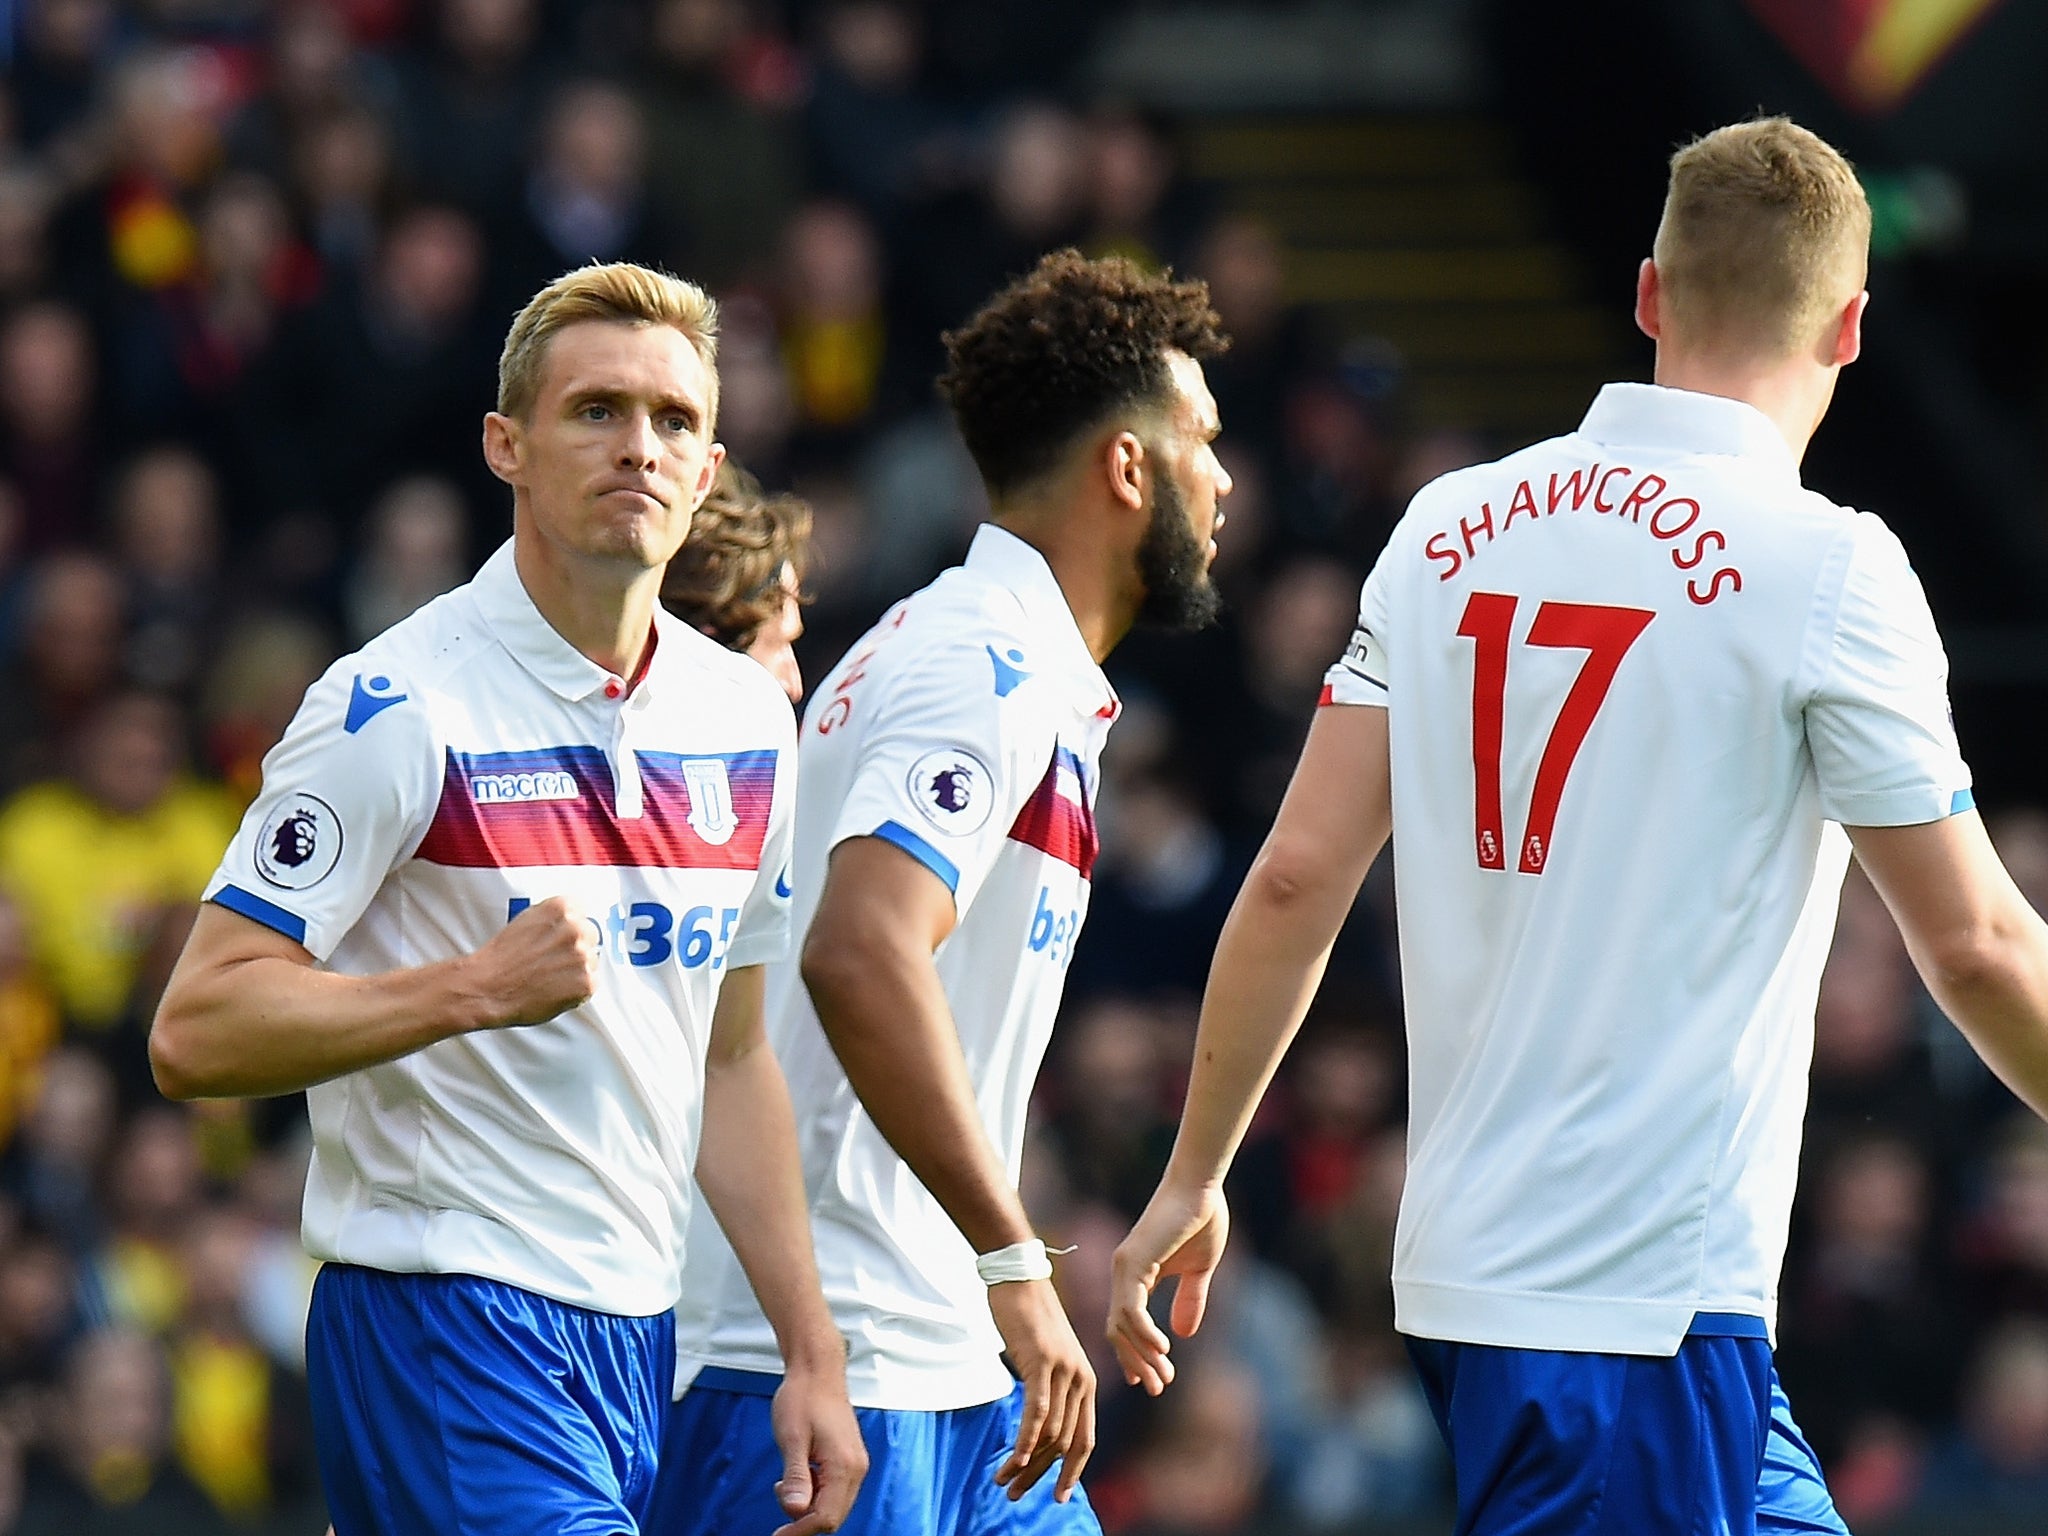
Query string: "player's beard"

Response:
xmin=1136 ymin=473 xmax=1222 ymax=631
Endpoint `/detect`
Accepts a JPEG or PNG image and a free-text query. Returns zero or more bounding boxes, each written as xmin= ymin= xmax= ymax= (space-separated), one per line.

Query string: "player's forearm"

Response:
xmin=1163 ymin=841 xmax=1353 ymax=1192
xmin=802 ymin=933 xmax=1036 ymax=1254
xmin=697 ymin=1042 xmax=845 ymax=1374
xmin=151 ymin=950 xmax=492 ymax=1099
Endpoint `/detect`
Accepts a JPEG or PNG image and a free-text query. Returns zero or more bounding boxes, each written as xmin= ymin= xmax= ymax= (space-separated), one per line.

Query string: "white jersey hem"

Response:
xmin=675 ymin=1347 xmax=1015 ymax=1412
xmin=1394 ymin=1278 xmax=1776 ymax=1357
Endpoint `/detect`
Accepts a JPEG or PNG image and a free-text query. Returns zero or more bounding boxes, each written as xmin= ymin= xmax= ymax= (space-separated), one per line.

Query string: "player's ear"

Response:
xmin=1105 ymin=430 xmax=1146 ymax=514
xmin=1831 ymin=290 xmax=1868 ymax=368
xmin=689 ymin=441 xmax=727 ymax=513
xmin=482 ymin=412 xmax=522 ymax=486
xmin=1634 ymin=258 xmax=1662 ymax=342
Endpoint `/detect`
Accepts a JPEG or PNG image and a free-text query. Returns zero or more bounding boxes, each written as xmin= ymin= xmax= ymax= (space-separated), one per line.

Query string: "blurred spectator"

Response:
xmin=394 ymin=0 xmax=551 ymax=211
xmin=4 ymin=1047 xmax=117 ymax=1258
xmin=1076 ymin=765 xmax=1237 ymax=998
xmin=111 ymin=446 xmax=224 ymax=697
xmin=0 ymin=894 xmax=61 ymax=1150
xmin=0 ymin=553 xmax=127 ymax=792
xmin=1044 ymin=998 xmax=1173 ymax=1219
xmin=235 ymin=1138 xmax=317 ymax=1372
xmin=97 ymin=1107 xmax=204 ymax=1337
xmin=803 ymin=0 xmax=946 ymax=231
xmin=56 ymin=47 xmax=229 ymax=308
xmin=711 ymin=294 xmax=798 ymax=490
xmin=1916 ymin=1319 xmax=2048 ymax=1521
xmin=1805 ymin=870 xmax=1962 ymax=1176
xmin=1992 ymin=806 xmax=2048 ymax=915
xmin=226 ymin=0 xmax=400 ymax=188
xmin=497 ymin=79 xmax=659 ymax=308
xmin=0 ymin=1224 xmax=82 ymax=1398
xmin=905 ymin=101 xmax=1088 ymax=352
xmin=1195 ymin=216 xmax=1319 ymax=484
xmin=168 ymin=1204 xmax=319 ymax=1522
xmin=344 ymin=474 xmax=467 ymax=645
xmin=779 ymin=198 xmax=897 ymax=459
xmin=0 ymin=691 xmax=239 ymax=1040
xmin=638 ymin=0 xmax=802 ymax=288
xmin=1278 ymin=371 xmax=1395 ymax=559
xmin=851 ymin=408 xmax=986 ymax=603
xmin=1958 ymin=1115 xmax=2048 ymax=1326
xmin=199 ymin=613 xmax=334 ymax=802
xmin=1114 ymin=1357 xmax=1268 ymax=1535
xmin=110 ymin=170 xmax=317 ymax=436
xmin=249 ymin=201 xmax=493 ymax=546
xmin=1081 ymin=107 xmax=1192 ymax=272
xmin=0 ymin=167 xmax=59 ymax=309
xmin=13 ymin=1328 xmax=220 ymax=1535
xmin=1776 ymin=1134 xmax=1960 ymax=1464
xmin=10 ymin=0 xmax=118 ymax=156
xmin=0 ymin=302 xmax=99 ymax=555
xmin=1230 ymin=555 xmax=1365 ymax=828
xmin=289 ymin=101 xmax=395 ymax=280
xmin=1230 ymin=1025 xmax=1400 ymax=1286
xmin=1285 ymin=1300 xmax=1446 ymax=1529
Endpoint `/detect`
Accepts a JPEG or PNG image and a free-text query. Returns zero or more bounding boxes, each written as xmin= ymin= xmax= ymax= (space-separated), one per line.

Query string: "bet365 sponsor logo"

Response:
xmin=507 ymin=897 xmax=742 ymax=970
xmin=1028 ymin=886 xmax=1081 ymax=969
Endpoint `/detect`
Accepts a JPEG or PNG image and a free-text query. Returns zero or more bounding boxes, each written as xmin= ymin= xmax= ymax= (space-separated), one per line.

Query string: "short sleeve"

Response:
xmin=724 ymin=702 xmax=799 ymax=971
xmin=1322 ymin=555 xmax=1393 ymax=708
xmin=1806 ymin=519 xmax=1973 ymax=828
xmin=206 ymin=661 xmax=443 ymax=960
xmin=830 ymin=642 xmax=1056 ymax=913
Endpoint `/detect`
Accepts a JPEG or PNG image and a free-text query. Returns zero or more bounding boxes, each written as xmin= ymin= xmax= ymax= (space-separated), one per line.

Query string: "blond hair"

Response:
xmin=497 ymin=262 xmax=721 ymax=425
xmin=1652 ymin=118 xmax=1871 ymax=359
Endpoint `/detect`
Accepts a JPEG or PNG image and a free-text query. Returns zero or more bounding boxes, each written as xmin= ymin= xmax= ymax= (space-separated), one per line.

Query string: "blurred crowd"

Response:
xmin=0 ymin=1 xmax=2044 ymax=1533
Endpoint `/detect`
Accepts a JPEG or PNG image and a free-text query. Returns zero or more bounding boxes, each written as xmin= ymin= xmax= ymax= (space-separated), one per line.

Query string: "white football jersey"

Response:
xmin=206 ymin=542 xmax=796 ymax=1318
xmin=1323 ymin=383 xmax=1971 ymax=1355
xmin=673 ymin=524 xmax=1117 ymax=1409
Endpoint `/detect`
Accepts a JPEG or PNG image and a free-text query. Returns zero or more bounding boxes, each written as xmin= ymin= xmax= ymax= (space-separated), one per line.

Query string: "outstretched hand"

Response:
xmin=1107 ymin=1182 xmax=1230 ymax=1396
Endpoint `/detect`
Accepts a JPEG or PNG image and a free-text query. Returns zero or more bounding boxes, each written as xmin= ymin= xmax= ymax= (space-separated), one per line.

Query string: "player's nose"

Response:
xmin=616 ymin=411 xmax=660 ymax=469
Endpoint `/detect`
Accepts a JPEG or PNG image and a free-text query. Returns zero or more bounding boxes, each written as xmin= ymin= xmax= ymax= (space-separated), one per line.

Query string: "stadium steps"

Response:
xmin=1187 ymin=116 xmax=1636 ymax=442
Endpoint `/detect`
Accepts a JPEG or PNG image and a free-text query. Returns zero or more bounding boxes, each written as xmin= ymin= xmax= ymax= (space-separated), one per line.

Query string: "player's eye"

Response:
xmin=582 ymin=404 xmax=611 ymax=422
xmin=663 ymin=414 xmax=690 ymax=434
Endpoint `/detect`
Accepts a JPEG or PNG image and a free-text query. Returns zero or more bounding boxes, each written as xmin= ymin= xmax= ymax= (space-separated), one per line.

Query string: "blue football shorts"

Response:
xmin=307 ymin=1263 xmax=674 ymax=1536
xmin=643 ymin=1367 xmax=1100 ymax=1536
xmin=1406 ymin=1315 xmax=1849 ymax=1536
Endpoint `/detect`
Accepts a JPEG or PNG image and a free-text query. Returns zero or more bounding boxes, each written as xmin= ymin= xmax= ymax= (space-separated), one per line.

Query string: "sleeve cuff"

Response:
xmin=208 ymin=884 xmax=311 ymax=947
xmin=1823 ymin=783 xmax=1975 ymax=828
xmin=866 ymin=820 xmax=961 ymax=894
xmin=724 ymin=931 xmax=791 ymax=971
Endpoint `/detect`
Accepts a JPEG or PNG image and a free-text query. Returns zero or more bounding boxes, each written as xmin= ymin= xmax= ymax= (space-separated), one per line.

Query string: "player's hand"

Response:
xmin=987 ymin=1276 xmax=1095 ymax=1503
xmin=768 ymin=1361 xmax=868 ymax=1536
xmin=469 ymin=896 xmax=600 ymax=1028
xmin=1108 ymin=1180 xmax=1230 ymax=1396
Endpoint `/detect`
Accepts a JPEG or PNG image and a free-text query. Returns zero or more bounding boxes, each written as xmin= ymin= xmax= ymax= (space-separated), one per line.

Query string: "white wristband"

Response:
xmin=975 ymin=1239 xmax=1055 ymax=1285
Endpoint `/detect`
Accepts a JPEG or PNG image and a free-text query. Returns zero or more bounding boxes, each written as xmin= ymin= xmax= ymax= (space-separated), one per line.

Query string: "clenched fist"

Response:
xmin=471 ymin=896 xmax=601 ymax=1028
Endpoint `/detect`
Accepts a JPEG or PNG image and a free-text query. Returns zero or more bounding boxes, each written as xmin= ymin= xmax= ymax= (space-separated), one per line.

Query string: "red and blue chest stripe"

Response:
xmin=414 ymin=746 xmax=776 ymax=870
xmin=1006 ymin=746 xmax=1097 ymax=879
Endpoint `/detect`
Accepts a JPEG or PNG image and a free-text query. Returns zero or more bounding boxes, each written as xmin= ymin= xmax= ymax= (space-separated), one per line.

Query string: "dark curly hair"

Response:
xmin=937 ymin=250 xmax=1228 ymax=499
xmin=663 ymin=461 xmax=812 ymax=649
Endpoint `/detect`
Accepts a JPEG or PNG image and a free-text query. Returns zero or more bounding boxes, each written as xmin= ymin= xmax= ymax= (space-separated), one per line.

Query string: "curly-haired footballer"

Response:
xmin=665 ymin=460 xmax=813 ymax=701
xmin=648 ymin=251 xmax=1232 ymax=1536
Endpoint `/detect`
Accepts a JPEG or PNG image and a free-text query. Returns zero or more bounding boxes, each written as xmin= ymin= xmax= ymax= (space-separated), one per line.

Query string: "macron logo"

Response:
xmin=472 ymin=770 xmax=582 ymax=805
